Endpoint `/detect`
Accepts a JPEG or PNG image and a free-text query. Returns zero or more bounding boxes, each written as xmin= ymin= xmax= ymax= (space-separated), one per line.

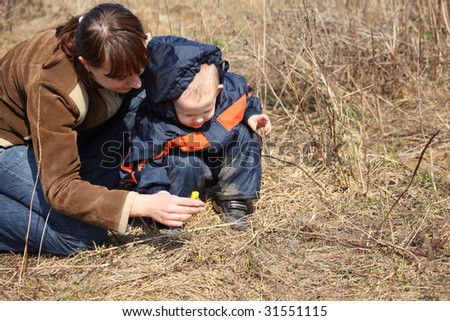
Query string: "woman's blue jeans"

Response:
xmin=0 ymin=88 xmax=146 ymax=256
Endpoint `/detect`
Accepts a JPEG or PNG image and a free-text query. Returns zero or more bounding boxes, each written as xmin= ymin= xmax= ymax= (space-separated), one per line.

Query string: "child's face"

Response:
xmin=173 ymin=85 xmax=222 ymax=129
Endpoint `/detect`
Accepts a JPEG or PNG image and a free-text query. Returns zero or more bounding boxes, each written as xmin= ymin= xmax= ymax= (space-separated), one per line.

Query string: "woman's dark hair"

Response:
xmin=56 ymin=3 xmax=149 ymax=88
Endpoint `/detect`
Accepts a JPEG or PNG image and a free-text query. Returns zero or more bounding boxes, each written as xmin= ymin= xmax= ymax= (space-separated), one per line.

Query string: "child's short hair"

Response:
xmin=180 ymin=63 xmax=220 ymax=102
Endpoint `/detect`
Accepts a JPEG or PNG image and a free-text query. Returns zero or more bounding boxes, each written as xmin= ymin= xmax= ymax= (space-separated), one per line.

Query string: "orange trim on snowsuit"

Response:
xmin=153 ymin=131 xmax=211 ymax=160
xmin=120 ymin=156 xmax=146 ymax=184
xmin=217 ymin=94 xmax=246 ymax=131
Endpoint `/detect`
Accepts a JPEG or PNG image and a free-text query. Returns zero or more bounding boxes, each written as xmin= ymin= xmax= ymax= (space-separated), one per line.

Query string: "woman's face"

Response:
xmin=88 ymin=64 xmax=144 ymax=93
xmin=78 ymin=56 xmax=143 ymax=93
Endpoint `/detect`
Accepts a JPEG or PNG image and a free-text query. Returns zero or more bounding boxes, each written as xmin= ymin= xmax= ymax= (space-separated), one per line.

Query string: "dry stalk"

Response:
xmin=262 ymin=154 xmax=329 ymax=196
xmin=375 ymin=130 xmax=440 ymax=236
xmin=163 ymin=0 xmax=172 ymax=34
xmin=443 ymin=0 xmax=450 ymax=34
xmin=367 ymin=238 xmax=424 ymax=266
xmin=274 ymin=227 xmax=424 ymax=265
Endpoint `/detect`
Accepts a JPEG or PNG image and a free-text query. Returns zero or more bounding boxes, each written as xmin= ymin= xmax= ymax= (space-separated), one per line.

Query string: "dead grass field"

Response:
xmin=1 ymin=0 xmax=449 ymax=301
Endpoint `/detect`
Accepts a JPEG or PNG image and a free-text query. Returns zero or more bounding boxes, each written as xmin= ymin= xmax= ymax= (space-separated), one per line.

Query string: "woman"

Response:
xmin=0 ymin=3 xmax=203 ymax=256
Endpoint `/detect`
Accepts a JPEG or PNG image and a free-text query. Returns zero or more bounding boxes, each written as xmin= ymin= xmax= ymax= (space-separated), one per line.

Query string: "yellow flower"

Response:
xmin=190 ymin=191 xmax=200 ymax=199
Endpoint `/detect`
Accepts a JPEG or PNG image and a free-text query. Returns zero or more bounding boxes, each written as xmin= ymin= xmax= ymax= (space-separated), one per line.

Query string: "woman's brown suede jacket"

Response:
xmin=0 ymin=30 xmax=136 ymax=233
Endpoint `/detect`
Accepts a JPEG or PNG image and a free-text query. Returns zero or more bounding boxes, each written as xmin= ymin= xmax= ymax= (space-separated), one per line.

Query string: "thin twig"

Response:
xmin=262 ymin=154 xmax=330 ymax=195
xmin=367 ymin=238 xmax=423 ymax=267
xmin=20 ymin=86 xmax=45 ymax=280
xmin=376 ymin=130 xmax=440 ymax=236
xmin=441 ymin=0 xmax=450 ymax=35
xmin=274 ymin=227 xmax=424 ymax=264
xmin=233 ymin=231 xmax=259 ymax=254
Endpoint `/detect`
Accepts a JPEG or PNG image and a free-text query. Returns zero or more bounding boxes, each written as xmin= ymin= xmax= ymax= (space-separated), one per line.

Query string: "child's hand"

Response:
xmin=247 ymin=114 xmax=272 ymax=136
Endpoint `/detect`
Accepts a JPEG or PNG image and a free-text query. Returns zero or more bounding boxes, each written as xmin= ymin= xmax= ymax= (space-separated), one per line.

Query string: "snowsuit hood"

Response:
xmin=144 ymin=35 xmax=228 ymax=103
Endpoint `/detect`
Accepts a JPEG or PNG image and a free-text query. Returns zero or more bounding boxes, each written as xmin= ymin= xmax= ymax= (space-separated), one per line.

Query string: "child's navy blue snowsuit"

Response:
xmin=120 ymin=36 xmax=262 ymax=201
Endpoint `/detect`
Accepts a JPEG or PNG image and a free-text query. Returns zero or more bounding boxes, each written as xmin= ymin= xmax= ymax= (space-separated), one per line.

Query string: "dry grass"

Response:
xmin=1 ymin=0 xmax=449 ymax=301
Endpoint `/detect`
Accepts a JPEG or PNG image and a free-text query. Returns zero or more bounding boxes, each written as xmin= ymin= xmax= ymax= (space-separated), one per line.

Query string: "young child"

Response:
xmin=121 ymin=36 xmax=271 ymax=230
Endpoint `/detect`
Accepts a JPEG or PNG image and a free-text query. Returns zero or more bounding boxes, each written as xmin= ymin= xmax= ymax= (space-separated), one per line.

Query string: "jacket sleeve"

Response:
xmin=243 ymin=88 xmax=263 ymax=125
xmin=137 ymin=159 xmax=172 ymax=194
xmin=120 ymin=148 xmax=172 ymax=194
xmin=224 ymin=74 xmax=262 ymax=125
xmin=120 ymin=111 xmax=173 ymax=195
xmin=27 ymin=81 xmax=133 ymax=234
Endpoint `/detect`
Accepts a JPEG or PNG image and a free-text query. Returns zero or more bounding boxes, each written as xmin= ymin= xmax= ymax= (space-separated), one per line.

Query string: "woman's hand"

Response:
xmin=247 ymin=114 xmax=272 ymax=136
xmin=130 ymin=191 xmax=204 ymax=227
